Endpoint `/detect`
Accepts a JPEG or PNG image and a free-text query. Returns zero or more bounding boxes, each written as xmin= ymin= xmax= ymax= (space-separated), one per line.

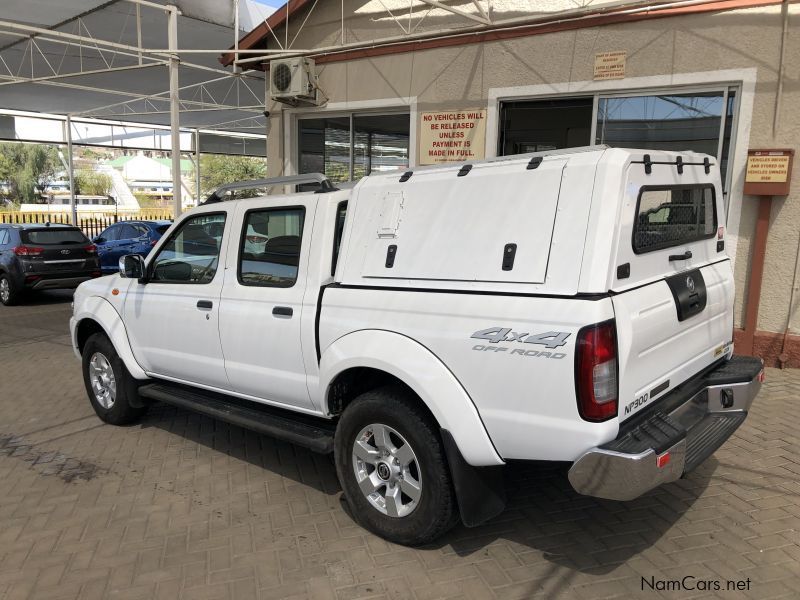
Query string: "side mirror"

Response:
xmin=119 ymin=254 xmax=146 ymax=280
xmin=94 ymin=236 xmax=105 ymax=244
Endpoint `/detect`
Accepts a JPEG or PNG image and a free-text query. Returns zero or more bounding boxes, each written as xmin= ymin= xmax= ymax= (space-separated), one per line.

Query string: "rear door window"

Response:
xmin=239 ymin=207 xmax=305 ymax=288
xmin=633 ymin=185 xmax=716 ymax=254
xmin=21 ymin=228 xmax=88 ymax=245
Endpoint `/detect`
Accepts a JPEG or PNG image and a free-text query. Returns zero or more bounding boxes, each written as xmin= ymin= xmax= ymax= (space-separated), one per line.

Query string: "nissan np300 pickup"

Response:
xmin=70 ymin=147 xmax=763 ymax=545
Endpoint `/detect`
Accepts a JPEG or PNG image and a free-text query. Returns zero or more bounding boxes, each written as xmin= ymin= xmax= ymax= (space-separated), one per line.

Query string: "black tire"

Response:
xmin=334 ymin=385 xmax=459 ymax=546
xmin=0 ymin=274 xmax=20 ymax=306
xmin=82 ymin=332 xmax=147 ymax=425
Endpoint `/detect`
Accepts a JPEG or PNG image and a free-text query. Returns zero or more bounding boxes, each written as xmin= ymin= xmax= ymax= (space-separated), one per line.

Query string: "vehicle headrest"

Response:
xmin=263 ymin=235 xmax=300 ymax=266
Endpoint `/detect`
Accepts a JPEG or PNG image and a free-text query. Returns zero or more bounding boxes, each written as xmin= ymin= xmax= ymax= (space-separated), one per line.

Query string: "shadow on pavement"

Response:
xmin=21 ymin=289 xmax=75 ymax=306
xmin=435 ymin=459 xmax=713 ymax=570
xmin=140 ymin=403 xmax=342 ymax=496
xmin=140 ymin=400 xmax=712 ymax=581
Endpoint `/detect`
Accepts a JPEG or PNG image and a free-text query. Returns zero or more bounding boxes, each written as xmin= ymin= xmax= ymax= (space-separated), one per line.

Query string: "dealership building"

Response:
xmin=224 ymin=0 xmax=799 ymax=365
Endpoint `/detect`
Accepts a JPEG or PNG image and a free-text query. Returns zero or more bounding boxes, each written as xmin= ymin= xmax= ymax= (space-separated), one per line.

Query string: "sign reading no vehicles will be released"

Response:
xmin=419 ymin=109 xmax=486 ymax=165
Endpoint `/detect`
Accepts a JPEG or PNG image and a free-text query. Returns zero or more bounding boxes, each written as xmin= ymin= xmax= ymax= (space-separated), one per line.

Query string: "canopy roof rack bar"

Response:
xmin=202 ymin=173 xmax=337 ymax=204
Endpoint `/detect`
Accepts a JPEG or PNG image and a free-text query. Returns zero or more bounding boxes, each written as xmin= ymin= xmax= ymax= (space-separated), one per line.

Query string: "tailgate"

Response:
xmin=613 ymin=260 xmax=734 ymax=421
xmin=610 ymin=157 xmax=733 ymax=421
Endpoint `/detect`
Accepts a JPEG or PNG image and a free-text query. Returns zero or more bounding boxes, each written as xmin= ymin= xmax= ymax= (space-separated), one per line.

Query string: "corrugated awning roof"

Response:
xmin=0 ymin=0 xmax=274 ymax=133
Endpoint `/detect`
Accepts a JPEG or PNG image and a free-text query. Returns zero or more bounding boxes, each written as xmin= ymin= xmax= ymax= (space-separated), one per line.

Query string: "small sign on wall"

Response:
xmin=594 ymin=51 xmax=626 ymax=80
xmin=744 ymin=149 xmax=794 ymax=196
xmin=418 ymin=109 xmax=486 ymax=165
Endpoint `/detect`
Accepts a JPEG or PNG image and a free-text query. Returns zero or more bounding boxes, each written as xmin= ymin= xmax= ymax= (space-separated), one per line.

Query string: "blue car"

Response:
xmin=94 ymin=220 xmax=172 ymax=274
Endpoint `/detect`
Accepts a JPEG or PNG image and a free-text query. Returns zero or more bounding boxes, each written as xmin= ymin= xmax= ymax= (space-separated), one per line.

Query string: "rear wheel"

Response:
xmin=334 ymin=386 xmax=458 ymax=546
xmin=0 ymin=274 xmax=20 ymax=306
xmin=82 ymin=333 xmax=147 ymax=425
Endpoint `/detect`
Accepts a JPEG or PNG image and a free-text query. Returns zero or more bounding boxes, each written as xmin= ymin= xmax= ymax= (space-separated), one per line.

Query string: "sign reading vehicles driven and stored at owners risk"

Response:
xmin=744 ymin=149 xmax=794 ymax=196
xmin=419 ymin=110 xmax=486 ymax=165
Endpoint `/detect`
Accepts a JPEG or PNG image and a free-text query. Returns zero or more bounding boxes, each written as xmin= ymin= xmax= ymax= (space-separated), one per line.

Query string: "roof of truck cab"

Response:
xmin=190 ymin=188 xmax=351 ymax=213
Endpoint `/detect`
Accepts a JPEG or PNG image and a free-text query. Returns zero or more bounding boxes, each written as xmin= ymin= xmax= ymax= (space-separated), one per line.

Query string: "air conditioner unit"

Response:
xmin=269 ymin=57 xmax=320 ymax=106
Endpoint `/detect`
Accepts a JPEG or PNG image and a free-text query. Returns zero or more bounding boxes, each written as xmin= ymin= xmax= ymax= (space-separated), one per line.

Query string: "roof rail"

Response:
xmin=201 ymin=173 xmax=337 ymax=205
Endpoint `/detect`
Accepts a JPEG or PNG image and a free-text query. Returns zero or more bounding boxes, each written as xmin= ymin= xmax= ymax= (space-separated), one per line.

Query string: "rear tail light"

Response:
xmin=13 ymin=245 xmax=44 ymax=257
xmin=84 ymin=244 xmax=97 ymax=254
xmin=575 ymin=320 xmax=618 ymax=421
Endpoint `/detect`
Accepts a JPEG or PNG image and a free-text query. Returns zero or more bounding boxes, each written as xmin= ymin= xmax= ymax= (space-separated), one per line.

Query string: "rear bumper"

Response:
xmin=27 ymin=275 xmax=96 ymax=290
xmin=568 ymin=355 xmax=763 ymax=501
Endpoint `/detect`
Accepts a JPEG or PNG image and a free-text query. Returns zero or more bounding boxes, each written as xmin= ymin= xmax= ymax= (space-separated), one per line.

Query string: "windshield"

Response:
xmin=21 ymin=228 xmax=88 ymax=245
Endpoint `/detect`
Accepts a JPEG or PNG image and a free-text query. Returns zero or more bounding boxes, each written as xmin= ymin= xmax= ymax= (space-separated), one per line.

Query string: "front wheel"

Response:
xmin=82 ymin=333 xmax=147 ymax=425
xmin=334 ymin=386 xmax=458 ymax=546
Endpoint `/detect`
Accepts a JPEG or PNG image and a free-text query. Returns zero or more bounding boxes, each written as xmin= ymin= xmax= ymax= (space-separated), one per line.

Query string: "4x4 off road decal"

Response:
xmin=470 ymin=327 xmax=569 ymax=359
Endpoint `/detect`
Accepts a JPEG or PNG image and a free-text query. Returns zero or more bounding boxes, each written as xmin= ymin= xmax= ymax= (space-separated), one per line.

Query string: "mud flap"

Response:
xmin=441 ymin=429 xmax=506 ymax=527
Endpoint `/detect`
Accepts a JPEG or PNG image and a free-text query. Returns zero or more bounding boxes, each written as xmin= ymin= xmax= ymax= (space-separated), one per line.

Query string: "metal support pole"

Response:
xmin=233 ymin=0 xmax=240 ymax=72
xmin=136 ymin=2 xmax=143 ymax=65
xmin=195 ymin=128 xmax=201 ymax=204
xmin=167 ymin=5 xmax=181 ymax=217
xmin=741 ymin=195 xmax=773 ymax=355
xmin=65 ymin=115 xmax=77 ymax=225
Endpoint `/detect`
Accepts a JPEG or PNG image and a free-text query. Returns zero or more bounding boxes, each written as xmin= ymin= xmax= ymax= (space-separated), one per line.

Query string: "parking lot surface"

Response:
xmin=0 ymin=292 xmax=798 ymax=600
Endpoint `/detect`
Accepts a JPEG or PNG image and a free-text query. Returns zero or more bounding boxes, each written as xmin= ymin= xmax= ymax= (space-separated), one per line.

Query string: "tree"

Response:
xmin=199 ymin=154 xmax=267 ymax=199
xmin=0 ymin=143 xmax=61 ymax=204
xmin=75 ymin=170 xmax=112 ymax=196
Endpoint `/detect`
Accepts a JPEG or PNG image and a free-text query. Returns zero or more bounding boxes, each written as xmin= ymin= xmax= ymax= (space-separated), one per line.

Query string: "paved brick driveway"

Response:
xmin=0 ymin=293 xmax=798 ymax=600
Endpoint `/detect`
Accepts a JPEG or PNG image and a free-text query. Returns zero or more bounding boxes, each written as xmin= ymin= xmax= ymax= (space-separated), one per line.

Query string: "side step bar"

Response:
xmin=138 ymin=383 xmax=336 ymax=453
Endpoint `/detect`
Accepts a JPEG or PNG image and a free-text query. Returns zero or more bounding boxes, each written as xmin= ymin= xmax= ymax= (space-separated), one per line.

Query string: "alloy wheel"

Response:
xmin=88 ymin=352 xmax=117 ymax=409
xmin=352 ymin=423 xmax=422 ymax=518
xmin=0 ymin=278 xmax=9 ymax=304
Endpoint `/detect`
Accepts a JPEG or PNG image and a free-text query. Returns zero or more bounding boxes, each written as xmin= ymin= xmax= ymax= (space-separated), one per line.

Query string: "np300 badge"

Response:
xmin=470 ymin=327 xmax=570 ymax=359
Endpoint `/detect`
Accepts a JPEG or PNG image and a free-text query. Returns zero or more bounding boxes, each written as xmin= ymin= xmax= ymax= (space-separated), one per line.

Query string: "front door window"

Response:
xmin=150 ymin=213 xmax=225 ymax=284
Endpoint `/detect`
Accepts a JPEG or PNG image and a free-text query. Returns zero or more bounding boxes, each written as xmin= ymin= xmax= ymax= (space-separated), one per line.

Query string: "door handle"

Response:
xmin=272 ymin=306 xmax=293 ymax=317
xmin=197 ymin=300 xmax=213 ymax=310
xmin=668 ymin=250 xmax=692 ymax=261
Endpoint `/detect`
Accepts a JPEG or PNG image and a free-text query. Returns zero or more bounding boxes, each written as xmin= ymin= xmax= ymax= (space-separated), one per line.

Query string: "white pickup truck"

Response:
xmin=70 ymin=147 xmax=763 ymax=545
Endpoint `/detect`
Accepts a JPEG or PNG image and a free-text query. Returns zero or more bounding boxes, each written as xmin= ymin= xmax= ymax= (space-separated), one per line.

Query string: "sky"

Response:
xmin=253 ymin=0 xmax=282 ymax=10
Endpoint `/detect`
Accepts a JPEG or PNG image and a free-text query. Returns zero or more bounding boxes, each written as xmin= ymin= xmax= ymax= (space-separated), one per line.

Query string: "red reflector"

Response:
xmin=758 ymin=370 xmax=765 ymax=383
xmin=656 ymin=452 xmax=671 ymax=469
xmin=24 ymin=275 xmax=41 ymax=283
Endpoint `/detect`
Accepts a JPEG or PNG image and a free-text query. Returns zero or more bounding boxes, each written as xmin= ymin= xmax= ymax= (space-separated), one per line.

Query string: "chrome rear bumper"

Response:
xmin=568 ymin=356 xmax=763 ymax=501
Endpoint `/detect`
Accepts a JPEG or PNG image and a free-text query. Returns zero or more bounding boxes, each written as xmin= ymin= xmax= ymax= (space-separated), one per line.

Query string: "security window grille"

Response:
xmin=633 ymin=185 xmax=717 ymax=254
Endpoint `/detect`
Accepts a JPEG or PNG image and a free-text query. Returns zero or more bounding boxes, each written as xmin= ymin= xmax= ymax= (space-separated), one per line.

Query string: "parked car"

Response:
xmin=94 ymin=220 xmax=172 ymax=274
xmin=70 ymin=148 xmax=763 ymax=545
xmin=0 ymin=223 xmax=101 ymax=305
